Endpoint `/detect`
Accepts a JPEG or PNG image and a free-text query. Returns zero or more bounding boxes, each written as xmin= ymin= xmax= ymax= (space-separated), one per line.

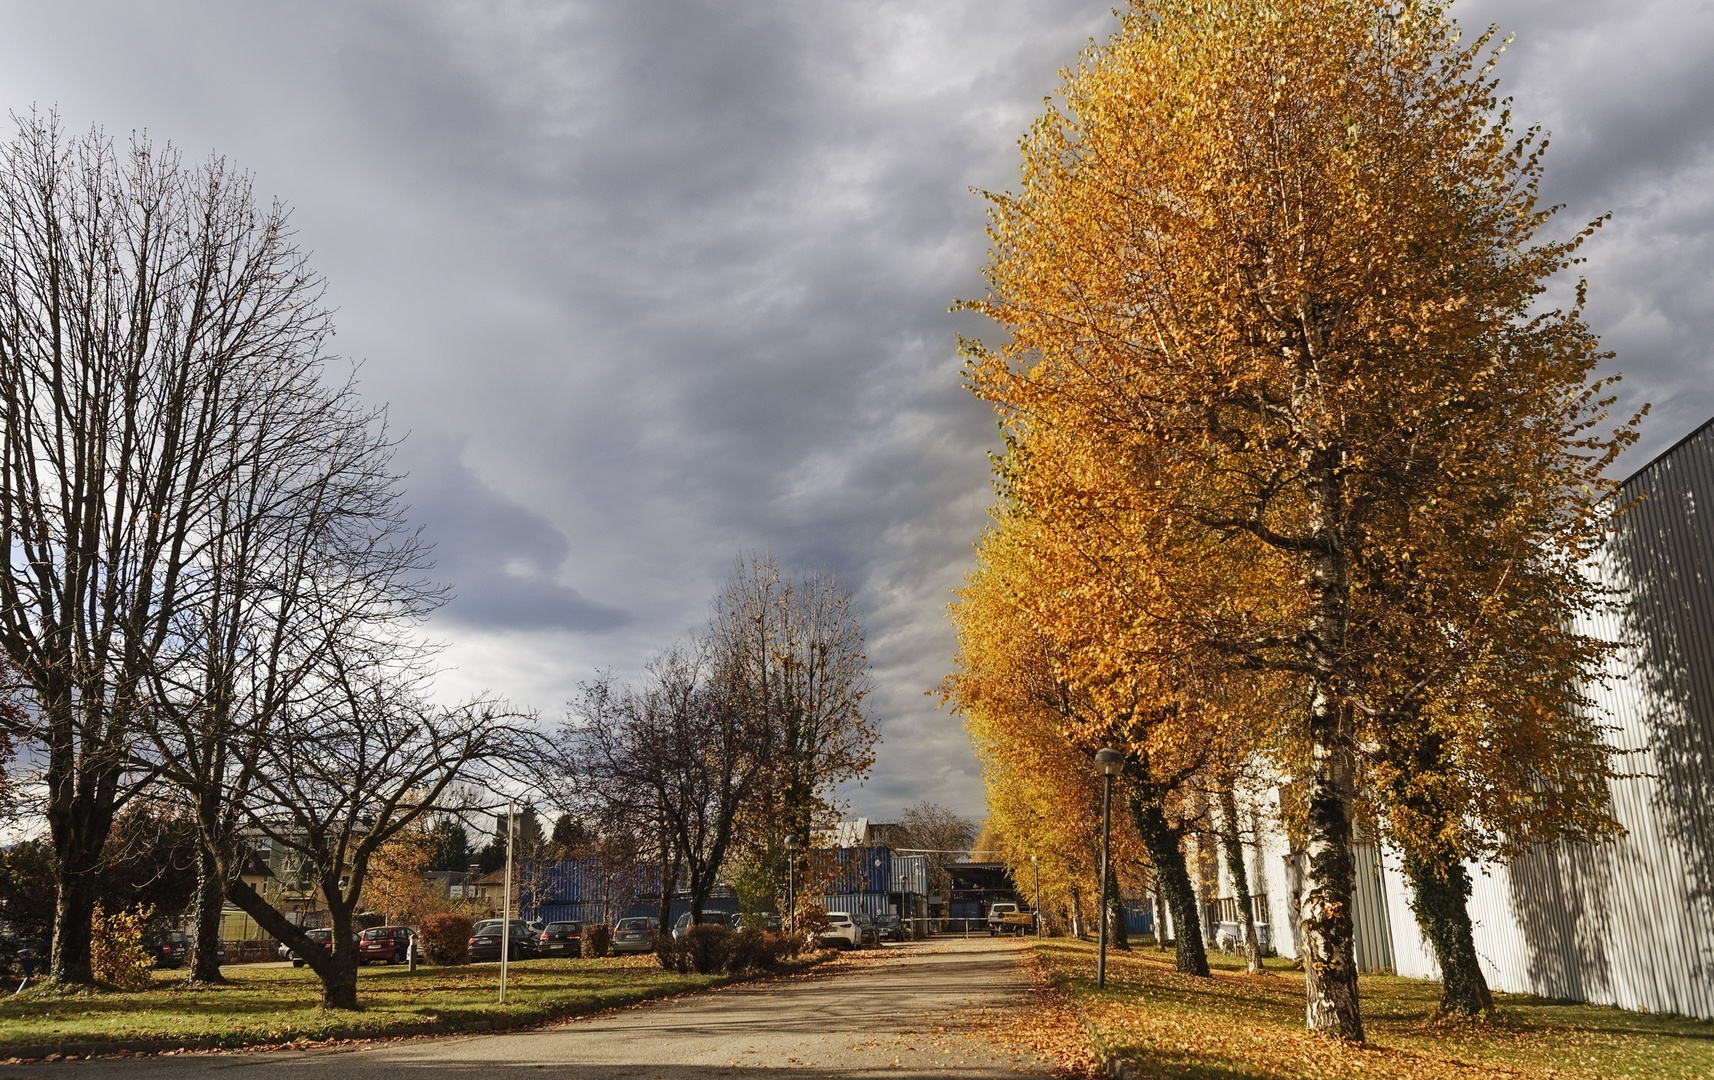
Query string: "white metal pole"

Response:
xmin=500 ymin=801 xmax=513 ymax=1005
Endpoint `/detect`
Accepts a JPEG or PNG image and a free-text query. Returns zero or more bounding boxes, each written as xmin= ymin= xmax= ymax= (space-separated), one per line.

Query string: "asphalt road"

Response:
xmin=14 ymin=936 xmax=1060 ymax=1079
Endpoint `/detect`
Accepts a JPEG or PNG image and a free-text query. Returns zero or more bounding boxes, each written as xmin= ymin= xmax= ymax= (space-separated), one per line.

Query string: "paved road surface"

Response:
xmin=15 ymin=937 xmax=1060 ymax=1079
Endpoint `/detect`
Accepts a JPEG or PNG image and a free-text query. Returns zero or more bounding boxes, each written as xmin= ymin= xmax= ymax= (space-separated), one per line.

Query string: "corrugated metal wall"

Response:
xmin=889 ymin=855 xmax=927 ymax=895
xmin=1449 ymin=421 xmax=1714 ymax=1017
xmin=818 ymin=892 xmax=892 ymax=917
xmin=1376 ymin=419 xmax=1714 ymax=1018
xmin=824 ymin=846 xmax=892 ymax=894
xmin=1349 ymin=843 xmax=1395 ymax=973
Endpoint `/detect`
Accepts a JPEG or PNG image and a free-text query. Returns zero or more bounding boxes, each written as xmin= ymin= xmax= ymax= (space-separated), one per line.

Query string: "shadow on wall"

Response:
xmin=1507 ymin=423 xmax=1714 ymax=1014
xmin=1505 ymin=841 xmax=1615 ymax=1004
xmin=1610 ymin=431 xmax=1714 ymax=988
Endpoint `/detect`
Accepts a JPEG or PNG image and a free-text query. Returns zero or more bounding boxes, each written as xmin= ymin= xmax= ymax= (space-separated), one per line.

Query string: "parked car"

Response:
xmin=150 ymin=930 xmax=190 ymax=969
xmin=537 ymin=921 xmax=583 ymax=957
xmin=468 ymin=919 xmax=539 ymax=962
xmin=357 ymin=925 xmax=422 ymax=965
xmin=874 ymin=914 xmax=905 ymax=943
xmin=852 ymin=914 xmax=880 ymax=947
xmin=277 ymin=927 xmax=347 ymax=966
xmin=611 ymin=916 xmax=660 ymax=954
xmin=817 ymin=911 xmax=862 ymax=950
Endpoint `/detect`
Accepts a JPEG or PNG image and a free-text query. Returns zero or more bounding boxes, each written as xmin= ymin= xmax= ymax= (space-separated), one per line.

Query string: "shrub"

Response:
xmin=655 ymin=933 xmax=679 ymax=971
xmin=90 ymin=903 xmax=155 ymax=990
xmin=581 ymin=923 xmax=611 ymax=958
xmin=682 ymin=923 xmax=735 ymax=974
xmin=657 ymin=936 xmax=684 ymax=972
xmin=725 ymin=928 xmax=790 ymax=973
xmin=794 ymin=903 xmax=830 ymax=939
xmin=355 ymin=910 xmax=387 ymax=930
xmin=419 ymin=912 xmax=472 ymax=965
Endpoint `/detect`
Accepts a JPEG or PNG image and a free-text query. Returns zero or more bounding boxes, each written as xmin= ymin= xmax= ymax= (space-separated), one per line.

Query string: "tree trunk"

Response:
xmin=1404 ymin=848 xmax=1492 ymax=1017
xmin=225 ymin=877 xmax=362 ymax=1009
xmin=43 ymin=696 xmax=121 ymax=985
xmin=1128 ymin=786 xmax=1208 ymax=976
xmin=1219 ymin=783 xmax=1264 ymax=974
xmin=186 ymin=845 xmax=227 ymax=984
xmin=1152 ymin=888 xmax=1168 ymax=950
xmin=1298 ymin=442 xmax=1365 ymax=1040
xmin=1301 ymin=693 xmax=1363 ymax=1038
xmin=317 ymin=933 xmax=362 ymax=1011
xmin=1382 ymin=712 xmax=1492 ymax=1018
xmin=1106 ymin=872 xmax=1129 ymax=951
xmin=48 ymin=867 xmax=99 ymax=985
xmin=1069 ymin=887 xmax=1083 ymax=938
xmin=657 ymin=845 xmax=679 ymax=968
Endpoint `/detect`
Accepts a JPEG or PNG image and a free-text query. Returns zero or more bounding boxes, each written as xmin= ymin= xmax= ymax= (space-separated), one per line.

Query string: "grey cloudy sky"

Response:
xmin=0 ymin=1 xmax=1706 ymax=822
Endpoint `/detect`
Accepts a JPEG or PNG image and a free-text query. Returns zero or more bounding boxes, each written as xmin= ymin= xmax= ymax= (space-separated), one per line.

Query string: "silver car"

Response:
xmin=612 ymin=916 xmax=660 ymax=954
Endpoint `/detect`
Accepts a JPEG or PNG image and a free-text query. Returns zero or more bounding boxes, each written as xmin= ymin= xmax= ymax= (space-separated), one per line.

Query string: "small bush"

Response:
xmin=725 ymin=928 xmax=790 ymax=973
xmin=581 ymin=923 xmax=611 ymax=958
xmin=657 ymin=936 xmax=684 ymax=972
xmin=683 ymin=923 xmax=735 ymax=974
xmin=794 ymin=903 xmax=830 ymax=939
xmin=419 ymin=912 xmax=472 ymax=965
xmin=90 ymin=903 xmax=155 ymax=990
xmin=355 ymin=911 xmax=387 ymax=931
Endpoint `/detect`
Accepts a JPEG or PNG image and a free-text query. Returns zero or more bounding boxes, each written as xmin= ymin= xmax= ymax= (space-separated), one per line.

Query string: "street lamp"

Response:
xmin=784 ymin=834 xmax=801 ymax=936
xmin=1030 ymin=854 xmax=1040 ymax=941
xmin=1094 ymin=747 xmax=1124 ymax=990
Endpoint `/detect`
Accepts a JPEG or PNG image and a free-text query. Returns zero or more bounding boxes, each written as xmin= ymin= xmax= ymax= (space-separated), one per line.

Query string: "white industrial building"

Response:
xmin=1213 ymin=418 xmax=1714 ymax=1019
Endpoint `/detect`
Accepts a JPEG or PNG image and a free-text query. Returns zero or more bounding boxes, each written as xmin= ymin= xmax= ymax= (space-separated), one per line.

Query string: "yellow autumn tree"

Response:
xmin=963 ymin=0 xmax=1637 ymax=1039
xmin=365 ymin=833 xmax=440 ymax=927
xmin=947 ymin=488 xmax=1256 ymax=974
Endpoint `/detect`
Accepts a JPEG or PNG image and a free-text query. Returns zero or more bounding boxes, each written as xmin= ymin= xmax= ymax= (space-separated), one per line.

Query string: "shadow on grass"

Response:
xmin=1035 ymin=937 xmax=1714 ymax=1080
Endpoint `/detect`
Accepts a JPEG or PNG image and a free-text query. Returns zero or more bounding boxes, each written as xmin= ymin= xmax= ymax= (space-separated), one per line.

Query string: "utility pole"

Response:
xmin=500 ymin=801 xmax=514 ymax=1005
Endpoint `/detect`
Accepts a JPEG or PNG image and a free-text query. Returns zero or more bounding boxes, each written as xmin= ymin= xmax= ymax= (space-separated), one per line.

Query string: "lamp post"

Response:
xmin=784 ymin=834 xmax=801 ymax=936
xmin=1094 ymin=748 xmax=1124 ymax=989
xmin=1030 ymin=854 xmax=1040 ymax=941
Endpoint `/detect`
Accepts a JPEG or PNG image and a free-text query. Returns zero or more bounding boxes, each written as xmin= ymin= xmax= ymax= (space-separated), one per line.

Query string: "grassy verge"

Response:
xmin=1032 ymin=939 xmax=1714 ymax=1080
xmin=0 ymin=953 xmax=820 ymax=1058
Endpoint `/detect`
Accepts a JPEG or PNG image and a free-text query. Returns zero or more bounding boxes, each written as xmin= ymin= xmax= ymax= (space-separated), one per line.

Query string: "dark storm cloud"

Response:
xmin=404 ymin=436 xmax=628 ymax=633
xmin=1455 ymin=0 xmax=1714 ymax=468
xmin=0 ymin=0 xmax=1708 ymax=819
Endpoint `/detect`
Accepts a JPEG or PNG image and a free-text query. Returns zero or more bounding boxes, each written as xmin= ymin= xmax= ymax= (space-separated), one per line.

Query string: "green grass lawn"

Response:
xmin=0 ymin=955 xmax=740 ymax=1055
xmin=1033 ymin=938 xmax=1714 ymax=1080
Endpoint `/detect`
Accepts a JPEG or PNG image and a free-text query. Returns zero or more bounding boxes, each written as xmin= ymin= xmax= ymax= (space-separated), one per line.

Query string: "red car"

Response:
xmin=356 ymin=925 xmax=422 ymax=964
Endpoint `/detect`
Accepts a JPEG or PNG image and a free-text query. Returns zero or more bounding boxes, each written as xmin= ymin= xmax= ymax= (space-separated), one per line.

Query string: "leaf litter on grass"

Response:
xmin=1030 ymin=940 xmax=1714 ymax=1080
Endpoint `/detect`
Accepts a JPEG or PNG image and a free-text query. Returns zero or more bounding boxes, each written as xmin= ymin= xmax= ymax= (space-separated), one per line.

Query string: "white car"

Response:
xmin=818 ymin=911 xmax=862 ymax=949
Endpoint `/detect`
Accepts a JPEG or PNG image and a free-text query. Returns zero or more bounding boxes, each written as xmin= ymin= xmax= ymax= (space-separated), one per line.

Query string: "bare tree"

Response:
xmin=137 ymin=371 xmax=443 ymax=982
xmin=891 ymin=801 xmax=977 ymax=901
xmin=709 ymin=553 xmax=876 ymax=858
xmin=0 ymin=113 xmax=349 ymax=983
xmin=563 ymin=643 xmax=768 ymax=929
xmin=222 ymin=646 xmax=529 ymax=1009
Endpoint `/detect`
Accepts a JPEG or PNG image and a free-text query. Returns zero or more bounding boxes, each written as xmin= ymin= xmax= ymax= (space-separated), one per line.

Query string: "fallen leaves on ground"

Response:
xmin=913 ymin=940 xmax=1099 ymax=1078
xmin=1031 ymin=941 xmax=1714 ymax=1080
